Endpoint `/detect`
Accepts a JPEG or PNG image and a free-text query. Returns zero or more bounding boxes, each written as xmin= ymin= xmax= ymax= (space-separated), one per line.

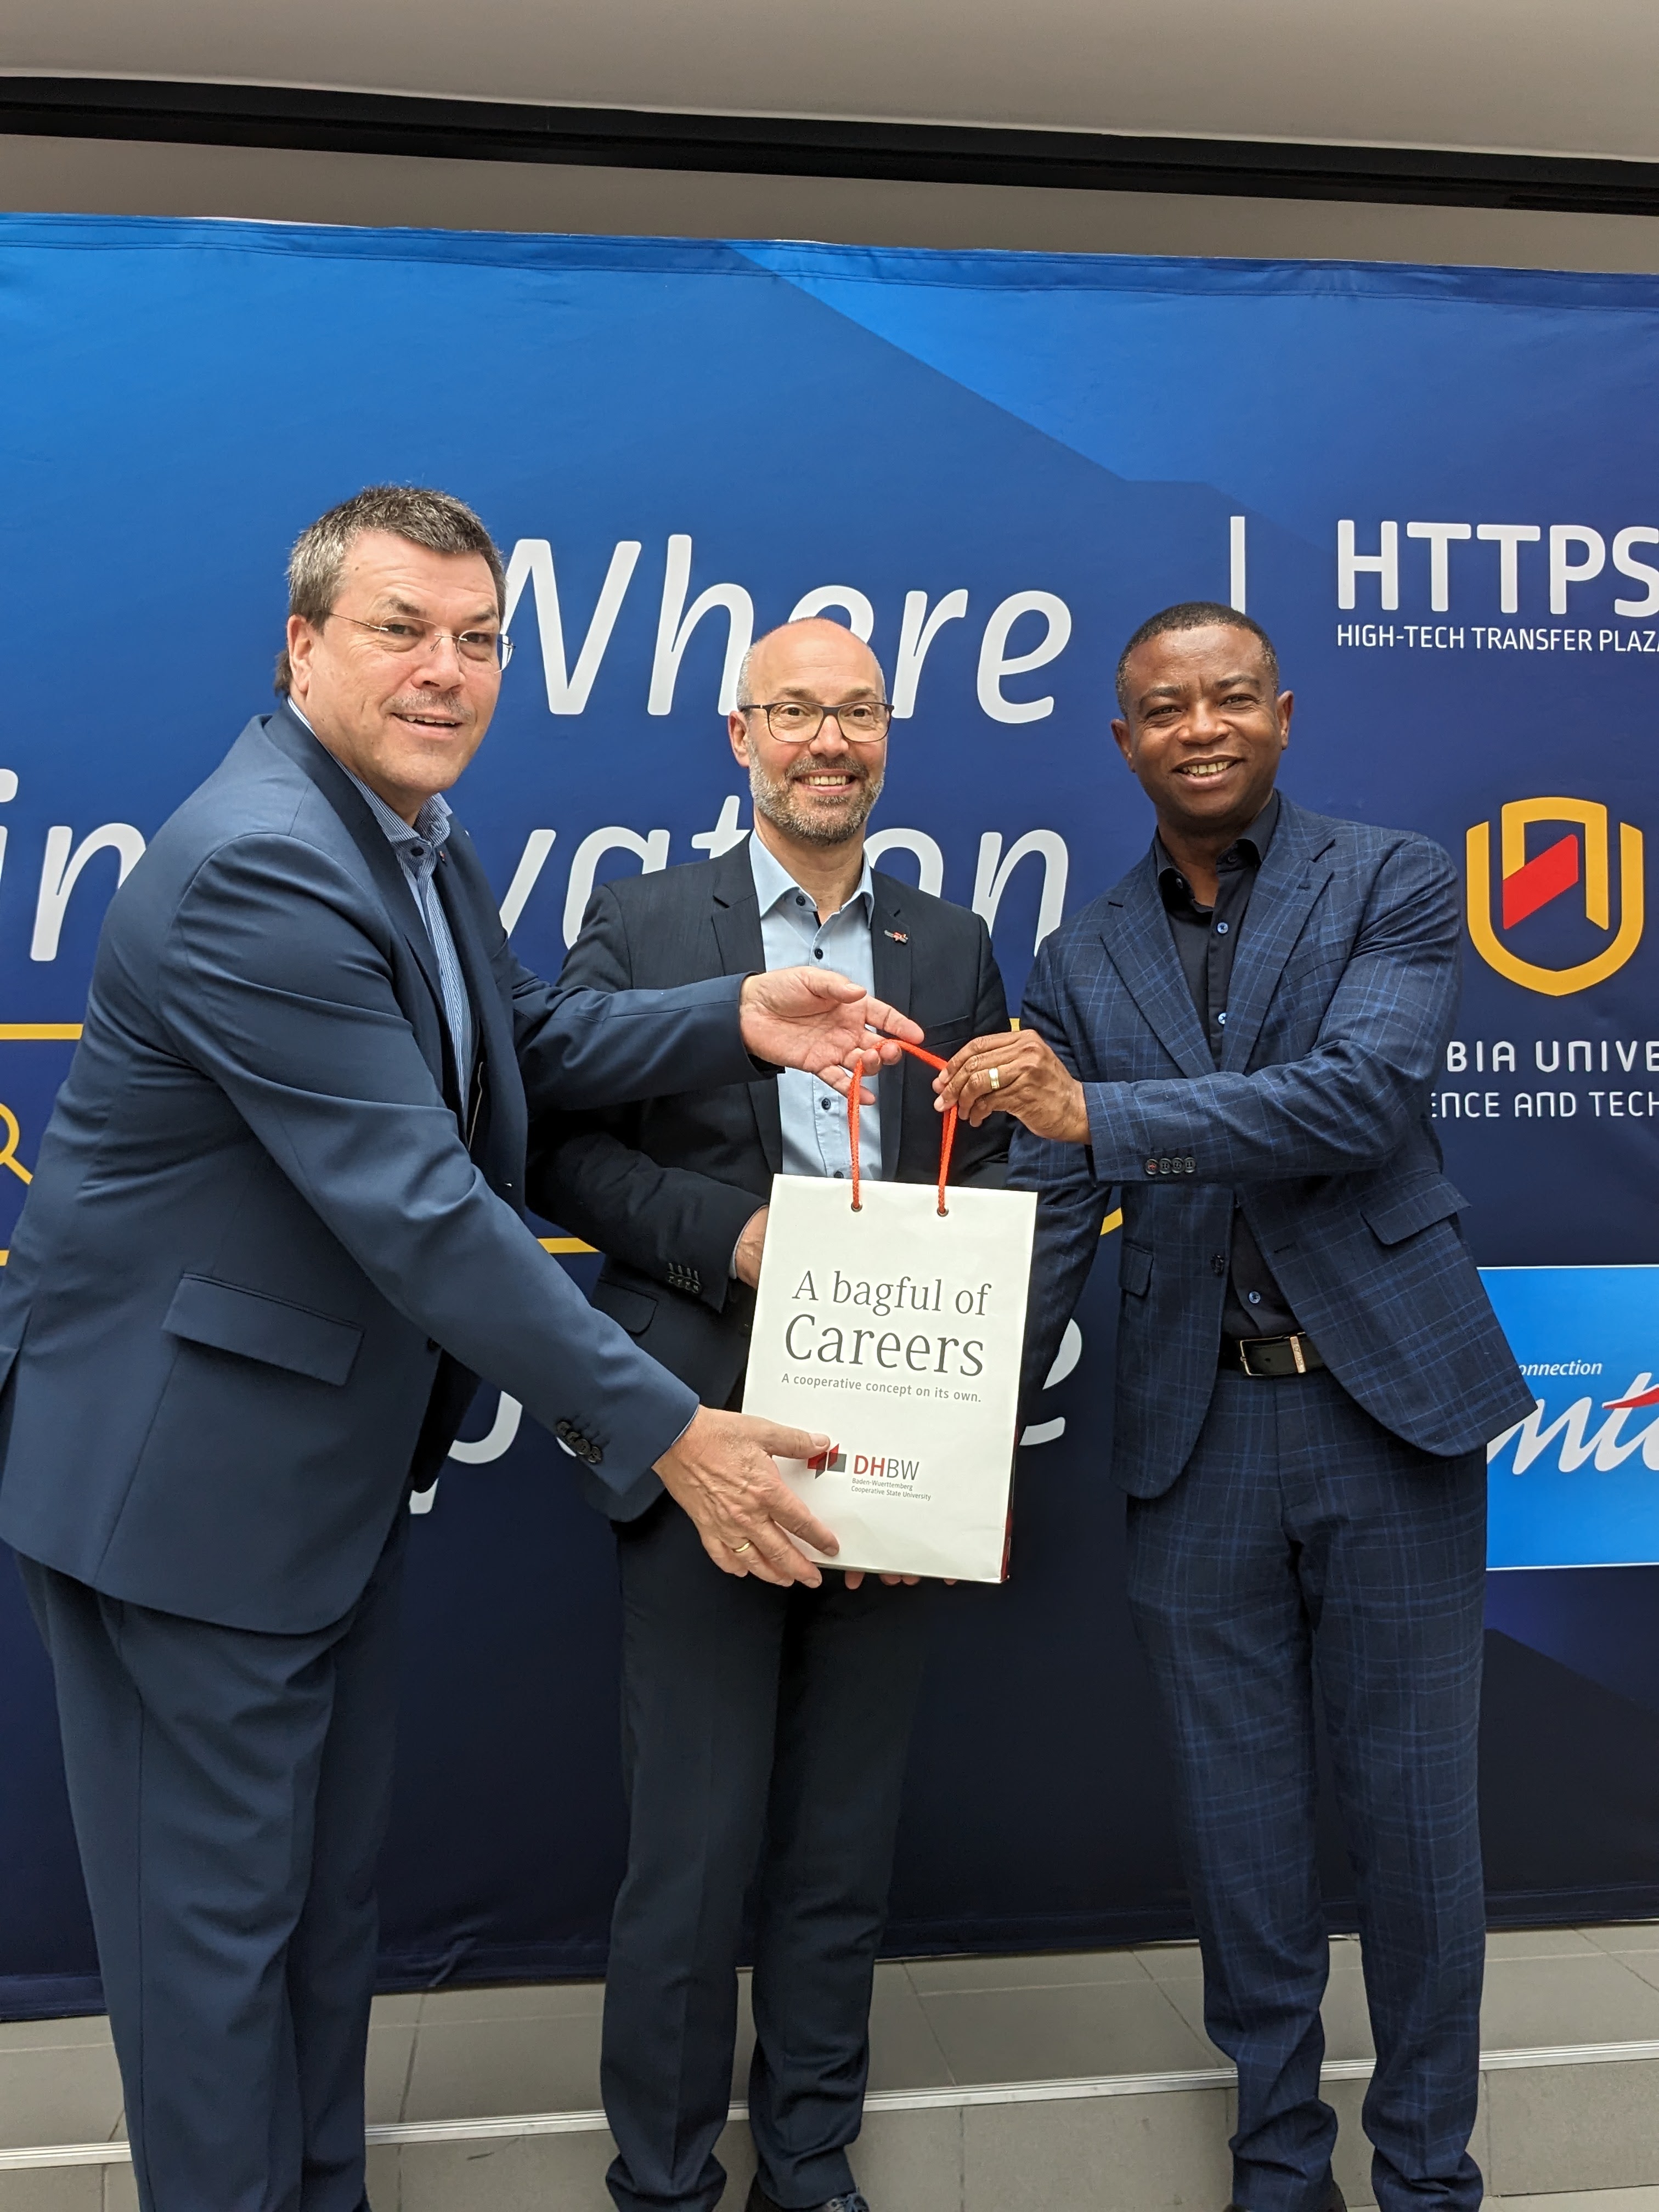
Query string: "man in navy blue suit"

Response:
xmin=935 ymin=604 xmax=1533 ymax=2212
xmin=0 ymin=486 xmax=924 ymax=2212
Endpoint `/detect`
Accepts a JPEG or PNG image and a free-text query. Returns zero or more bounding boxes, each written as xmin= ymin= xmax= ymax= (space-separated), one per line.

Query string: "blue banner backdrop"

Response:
xmin=3 ymin=217 xmax=1659 ymax=2015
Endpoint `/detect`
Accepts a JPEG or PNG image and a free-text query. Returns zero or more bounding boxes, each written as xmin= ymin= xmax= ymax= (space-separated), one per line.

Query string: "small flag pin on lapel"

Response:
xmin=884 ymin=929 xmax=908 ymax=942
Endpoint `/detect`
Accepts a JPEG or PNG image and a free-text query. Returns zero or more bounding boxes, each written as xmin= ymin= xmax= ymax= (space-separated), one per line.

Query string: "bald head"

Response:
xmin=729 ymin=617 xmax=889 ymax=854
xmin=736 ymin=618 xmax=884 ymax=710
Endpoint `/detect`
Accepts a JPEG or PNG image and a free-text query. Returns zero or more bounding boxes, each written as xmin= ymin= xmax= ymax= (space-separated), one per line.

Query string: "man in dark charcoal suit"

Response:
xmin=934 ymin=604 xmax=1533 ymax=2212
xmin=531 ymin=617 xmax=1011 ymax=2212
xmin=0 ymin=491 xmax=928 ymax=2212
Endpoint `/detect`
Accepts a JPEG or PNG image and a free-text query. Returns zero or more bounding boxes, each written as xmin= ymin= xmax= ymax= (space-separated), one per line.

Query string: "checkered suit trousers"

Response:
xmin=1127 ymin=1368 xmax=1487 ymax=2212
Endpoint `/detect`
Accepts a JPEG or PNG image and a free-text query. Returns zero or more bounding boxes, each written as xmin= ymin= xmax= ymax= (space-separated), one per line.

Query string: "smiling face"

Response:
xmin=1110 ymin=623 xmax=1292 ymax=844
xmin=284 ymin=531 xmax=504 ymax=823
xmin=730 ymin=619 xmax=887 ymax=850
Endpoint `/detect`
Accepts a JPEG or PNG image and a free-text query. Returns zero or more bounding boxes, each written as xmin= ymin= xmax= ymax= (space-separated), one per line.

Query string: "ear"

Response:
xmin=729 ymin=709 xmax=754 ymax=767
xmin=286 ymin=615 xmax=317 ymax=696
xmin=1110 ymin=716 xmax=1136 ymax=770
xmin=1276 ymin=690 xmax=1294 ymax=748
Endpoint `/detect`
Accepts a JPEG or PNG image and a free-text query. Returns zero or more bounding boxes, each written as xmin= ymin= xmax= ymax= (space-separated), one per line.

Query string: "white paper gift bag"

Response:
xmin=742 ymin=1058 xmax=1037 ymax=1583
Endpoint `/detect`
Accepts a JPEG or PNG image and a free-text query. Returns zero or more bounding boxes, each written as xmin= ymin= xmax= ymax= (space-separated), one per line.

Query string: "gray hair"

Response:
xmin=275 ymin=484 xmax=506 ymax=694
xmin=1114 ymin=601 xmax=1280 ymax=714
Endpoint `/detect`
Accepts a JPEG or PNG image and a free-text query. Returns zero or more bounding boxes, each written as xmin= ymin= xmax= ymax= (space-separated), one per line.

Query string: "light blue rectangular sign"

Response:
xmin=1483 ymin=1266 xmax=1659 ymax=1568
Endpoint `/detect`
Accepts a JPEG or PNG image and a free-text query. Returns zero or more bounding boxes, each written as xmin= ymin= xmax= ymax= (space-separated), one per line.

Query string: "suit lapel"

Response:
xmin=870 ymin=873 xmax=912 ymax=1177
xmin=1098 ymin=856 xmax=1215 ymax=1080
xmin=262 ymin=703 xmax=451 ymax=1063
xmin=1220 ymin=799 xmax=1338 ymax=1074
xmin=708 ymin=840 xmax=782 ymax=1174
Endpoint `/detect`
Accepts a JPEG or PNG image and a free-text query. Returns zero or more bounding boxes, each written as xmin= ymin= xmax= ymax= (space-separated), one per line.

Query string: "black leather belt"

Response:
xmin=1221 ymin=1333 xmax=1327 ymax=1379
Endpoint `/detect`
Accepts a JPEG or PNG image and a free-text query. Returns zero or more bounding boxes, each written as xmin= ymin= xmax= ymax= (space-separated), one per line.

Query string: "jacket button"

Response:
xmin=1145 ymin=1158 xmax=1159 ymax=1176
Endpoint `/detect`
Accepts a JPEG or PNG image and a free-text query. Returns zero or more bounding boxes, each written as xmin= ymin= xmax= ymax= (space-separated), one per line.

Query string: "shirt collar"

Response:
xmin=747 ymin=830 xmax=874 ymax=924
xmin=1154 ymin=788 xmax=1281 ymax=911
xmin=284 ymin=699 xmax=453 ymax=856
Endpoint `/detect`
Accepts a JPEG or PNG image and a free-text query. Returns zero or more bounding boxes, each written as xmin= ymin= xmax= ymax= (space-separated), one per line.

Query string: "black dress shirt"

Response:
xmin=1154 ymin=791 xmax=1302 ymax=1340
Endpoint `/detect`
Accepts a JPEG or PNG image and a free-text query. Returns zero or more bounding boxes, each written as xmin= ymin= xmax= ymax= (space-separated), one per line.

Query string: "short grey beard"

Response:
xmin=748 ymin=757 xmax=883 ymax=849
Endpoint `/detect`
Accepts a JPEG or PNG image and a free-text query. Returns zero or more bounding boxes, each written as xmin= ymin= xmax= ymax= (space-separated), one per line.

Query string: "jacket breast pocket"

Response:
xmin=1119 ymin=1241 xmax=1153 ymax=1297
xmin=163 ymin=1275 xmax=363 ymax=1386
xmin=921 ymin=1014 xmax=976 ymax=1060
xmin=1360 ymin=1176 xmax=1468 ymax=1247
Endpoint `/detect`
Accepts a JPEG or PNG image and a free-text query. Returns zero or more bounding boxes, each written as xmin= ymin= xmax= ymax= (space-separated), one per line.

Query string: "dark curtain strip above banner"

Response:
xmin=7 ymin=77 xmax=1659 ymax=217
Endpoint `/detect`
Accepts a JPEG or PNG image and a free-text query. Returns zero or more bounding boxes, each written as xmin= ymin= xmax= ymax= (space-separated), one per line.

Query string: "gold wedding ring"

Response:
xmin=732 ymin=1541 xmax=753 ymax=1554
xmin=987 ymin=1066 xmax=1001 ymax=1091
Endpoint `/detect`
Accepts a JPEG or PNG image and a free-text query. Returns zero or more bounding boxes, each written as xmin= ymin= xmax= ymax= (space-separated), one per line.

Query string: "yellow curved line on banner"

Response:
xmin=1466 ymin=820 xmax=1645 ymax=996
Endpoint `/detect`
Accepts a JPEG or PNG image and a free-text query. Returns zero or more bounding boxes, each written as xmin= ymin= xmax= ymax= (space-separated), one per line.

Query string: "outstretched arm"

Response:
xmin=937 ymin=840 xmax=1459 ymax=1185
xmin=159 ymin=836 xmax=839 ymax=1584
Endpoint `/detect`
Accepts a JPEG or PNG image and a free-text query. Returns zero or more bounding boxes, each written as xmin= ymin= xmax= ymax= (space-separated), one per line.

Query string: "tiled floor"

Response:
xmin=12 ymin=1926 xmax=1659 ymax=2206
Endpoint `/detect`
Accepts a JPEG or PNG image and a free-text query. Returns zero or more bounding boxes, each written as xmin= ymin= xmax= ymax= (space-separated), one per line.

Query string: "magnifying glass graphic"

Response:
xmin=0 ymin=1103 xmax=33 ymax=1186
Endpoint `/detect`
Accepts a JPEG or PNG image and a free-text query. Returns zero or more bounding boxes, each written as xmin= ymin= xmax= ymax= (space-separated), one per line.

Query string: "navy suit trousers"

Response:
xmin=18 ymin=1518 xmax=407 ymax=2212
xmin=1124 ymin=1369 xmax=1486 ymax=2212
xmin=602 ymin=1497 xmax=934 ymax=2212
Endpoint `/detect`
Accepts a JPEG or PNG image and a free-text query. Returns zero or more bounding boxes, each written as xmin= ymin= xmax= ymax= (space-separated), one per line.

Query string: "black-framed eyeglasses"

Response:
xmin=740 ymin=699 xmax=891 ymax=743
xmin=324 ymin=611 xmax=514 ymax=672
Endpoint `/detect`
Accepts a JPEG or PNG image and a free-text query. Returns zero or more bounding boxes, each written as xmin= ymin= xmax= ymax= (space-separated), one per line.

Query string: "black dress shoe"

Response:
xmin=745 ymin=2182 xmax=870 ymax=2212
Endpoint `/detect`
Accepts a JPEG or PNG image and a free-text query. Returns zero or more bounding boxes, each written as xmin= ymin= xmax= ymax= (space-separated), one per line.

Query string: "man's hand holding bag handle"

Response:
xmin=741 ymin=1025 xmax=1037 ymax=1585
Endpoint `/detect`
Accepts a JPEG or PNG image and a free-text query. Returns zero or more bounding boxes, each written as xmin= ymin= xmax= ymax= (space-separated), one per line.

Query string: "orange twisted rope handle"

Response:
xmin=847 ymin=1032 xmax=958 ymax=1216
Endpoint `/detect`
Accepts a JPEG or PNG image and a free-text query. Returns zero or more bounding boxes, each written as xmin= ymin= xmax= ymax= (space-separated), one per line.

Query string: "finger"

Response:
xmin=935 ymin=1039 xmax=1001 ymax=1106
xmin=738 ymin=1549 xmax=795 ymax=1588
xmin=800 ymin=967 xmax=863 ymax=1002
xmin=742 ymin=1421 xmax=832 ymax=1460
xmin=745 ymin=1521 xmax=823 ymax=1587
xmin=697 ymin=1528 xmax=751 ymax=1578
xmin=864 ymin=998 xmax=924 ymax=1045
xmin=815 ymin=1064 xmax=878 ymax=1105
xmin=764 ymin=1487 xmax=840 ymax=1556
xmin=844 ymin=1569 xmax=866 ymax=1590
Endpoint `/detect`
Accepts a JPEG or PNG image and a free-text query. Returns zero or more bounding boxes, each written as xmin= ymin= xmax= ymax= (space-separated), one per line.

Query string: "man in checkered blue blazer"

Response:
xmin=935 ymin=602 xmax=1534 ymax=2212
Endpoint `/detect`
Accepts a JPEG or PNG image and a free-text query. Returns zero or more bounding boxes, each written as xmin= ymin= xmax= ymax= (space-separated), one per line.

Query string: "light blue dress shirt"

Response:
xmin=287 ymin=705 xmax=474 ymax=1086
xmin=748 ymin=831 xmax=883 ymax=1186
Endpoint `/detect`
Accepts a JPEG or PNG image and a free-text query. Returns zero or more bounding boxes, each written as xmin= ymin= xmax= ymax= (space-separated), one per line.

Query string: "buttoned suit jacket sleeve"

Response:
xmin=155 ymin=832 xmax=708 ymax=1487
xmin=525 ymin=882 xmax=766 ymax=1313
xmin=1077 ymin=837 xmax=1459 ymax=1183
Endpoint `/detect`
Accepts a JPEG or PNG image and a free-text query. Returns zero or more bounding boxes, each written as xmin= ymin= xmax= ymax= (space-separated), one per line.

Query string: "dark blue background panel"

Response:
xmin=2 ymin=218 xmax=1657 ymax=2011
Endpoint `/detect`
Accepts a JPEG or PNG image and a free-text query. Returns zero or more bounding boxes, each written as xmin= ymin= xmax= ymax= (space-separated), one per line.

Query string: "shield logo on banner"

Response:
xmin=1466 ymin=797 xmax=1645 ymax=996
